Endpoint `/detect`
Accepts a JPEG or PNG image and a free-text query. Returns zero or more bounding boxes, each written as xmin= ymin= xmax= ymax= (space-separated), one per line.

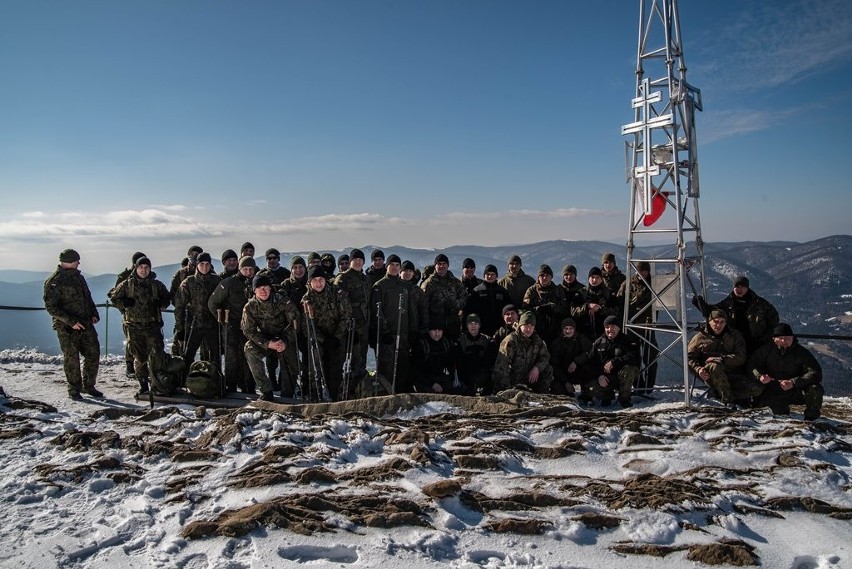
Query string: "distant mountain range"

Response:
xmin=2 ymin=236 xmax=850 ymax=394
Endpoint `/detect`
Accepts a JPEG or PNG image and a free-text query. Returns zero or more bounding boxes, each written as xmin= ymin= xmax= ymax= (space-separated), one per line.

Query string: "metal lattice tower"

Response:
xmin=621 ymin=0 xmax=705 ymax=404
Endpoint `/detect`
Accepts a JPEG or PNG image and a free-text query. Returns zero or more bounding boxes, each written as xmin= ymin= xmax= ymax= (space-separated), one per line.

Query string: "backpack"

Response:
xmin=355 ymin=371 xmax=395 ymax=399
xmin=148 ymin=350 xmax=186 ymax=396
xmin=185 ymin=360 xmax=223 ymax=399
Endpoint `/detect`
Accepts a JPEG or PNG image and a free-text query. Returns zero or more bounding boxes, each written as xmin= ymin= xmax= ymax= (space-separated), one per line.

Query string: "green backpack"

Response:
xmin=185 ymin=360 xmax=223 ymax=399
xmin=148 ymin=350 xmax=185 ymax=396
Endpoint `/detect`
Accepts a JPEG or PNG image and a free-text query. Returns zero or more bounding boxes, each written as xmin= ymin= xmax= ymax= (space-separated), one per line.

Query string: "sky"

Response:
xmin=0 ymin=351 xmax=850 ymax=568
xmin=2 ymin=0 xmax=852 ymax=274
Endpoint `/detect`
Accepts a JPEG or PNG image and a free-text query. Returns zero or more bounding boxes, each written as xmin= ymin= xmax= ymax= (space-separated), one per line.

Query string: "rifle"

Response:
xmin=391 ymin=292 xmax=406 ymax=395
xmin=301 ymin=299 xmax=332 ymax=402
xmin=341 ymin=318 xmax=356 ymax=400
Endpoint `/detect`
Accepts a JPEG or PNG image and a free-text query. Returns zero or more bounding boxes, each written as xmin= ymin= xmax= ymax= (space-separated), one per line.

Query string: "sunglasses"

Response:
xmin=267 ymin=256 xmax=280 ymax=261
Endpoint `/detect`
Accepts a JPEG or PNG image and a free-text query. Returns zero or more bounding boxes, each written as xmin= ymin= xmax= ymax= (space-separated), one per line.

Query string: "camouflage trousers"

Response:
xmin=244 ymin=342 xmax=300 ymax=397
xmin=55 ymin=325 xmax=100 ymax=395
xmin=127 ymin=326 xmax=165 ymax=381
xmin=583 ymin=365 xmax=638 ymax=404
xmin=700 ymin=363 xmax=765 ymax=404
xmin=759 ymin=382 xmax=824 ymax=420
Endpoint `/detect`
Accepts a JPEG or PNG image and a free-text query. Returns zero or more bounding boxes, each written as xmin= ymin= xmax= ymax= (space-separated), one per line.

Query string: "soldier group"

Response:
xmin=43 ymin=245 xmax=824 ymax=420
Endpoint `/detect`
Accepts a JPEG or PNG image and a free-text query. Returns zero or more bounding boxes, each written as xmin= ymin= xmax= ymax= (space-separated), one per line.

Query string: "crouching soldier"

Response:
xmin=549 ymin=318 xmax=592 ymax=399
xmin=688 ymin=309 xmax=762 ymax=406
xmin=749 ymin=323 xmax=824 ymax=421
xmin=587 ymin=315 xmax=639 ymax=408
xmin=412 ymin=319 xmax=456 ymax=394
xmin=241 ymin=274 xmax=301 ymax=402
xmin=492 ymin=311 xmax=553 ymax=393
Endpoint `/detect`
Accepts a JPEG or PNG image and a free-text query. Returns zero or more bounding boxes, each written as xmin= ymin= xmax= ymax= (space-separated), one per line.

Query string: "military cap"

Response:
xmin=538 ymin=264 xmax=553 ymax=277
xmin=709 ymin=309 xmax=727 ymax=321
xmin=306 ymin=265 xmax=325 ymax=281
xmin=401 ymin=260 xmax=416 ymax=271
xmin=772 ymin=323 xmax=794 ymax=337
xmin=221 ymin=249 xmax=238 ymax=262
xmin=371 ymin=249 xmax=385 ymax=260
xmin=562 ymin=264 xmax=577 ymax=275
xmin=350 ymin=248 xmax=365 ymax=261
xmin=601 ymin=252 xmax=616 ymax=264
xmin=187 ymin=245 xmax=203 ymax=256
xmin=561 ymin=317 xmax=577 ymax=329
xmin=386 ymin=254 xmax=401 ymax=265
xmin=135 ymin=256 xmax=152 ymax=268
xmin=132 ymin=251 xmax=146 ymax=265
xmin=588 ymin=266 xmax=603 ymax=277
xmin=196 ymin=252 xmax=212 ymax=265
xmin=466 ymin=313 xmax=481 ymax=324
xmin=434 ymin=253 xmax=449 ymax=265
xmin=502 ymin=304 xmax=518 ymax=316
xmin=265 ymin=248 xmax=280 ymax=258
xmin=290 ymin=255 xmax=306 ymax=268
xmin=59 ymin=249 xmax=80 ymax=263
xmin=519 ymin=311 xmax=536 ymax=326
xmin=252 ymin=274 xmax=272 ymax=290
xmin=307 ymin=252 xmax=320 ymax=264
xmin=238 ymin=256 xmax=257 ymax=269
xmin=484 ymin=264 xmax=499 ymax=275
xmin=603 ymin=315 xmax=620 ymax=326
xmin=734 ymin=275 xmax=750 ymax=288
xmin=462 ymin=257 xmax=476 ymax=269
xmin=240 ymin=242 xmax=255 ymax=253
xmin=508 ymin=254 xmax=523 ymax=265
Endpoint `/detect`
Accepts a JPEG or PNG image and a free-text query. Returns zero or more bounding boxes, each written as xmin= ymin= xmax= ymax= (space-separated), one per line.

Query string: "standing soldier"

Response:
xmin=522 ymin=264 xmax=569 ymax=346
xmin=170 ymin=245 xmax=203 ymax=355
xmin=601 ymin=252 xmax=627 ymax=296
xmin=109 ymin=256 xmax=171 ymax=396
xmin=366 ymin=249 xmax=387 ymax=287
xmin=560 ymin=265 xmax=585 ymax=307
xmin=467 ymin=264 xmax=512 ymax=337
xmin=333 ymin=248 xmax=371 ymax=395
xmin=301 ymin=265 xmax=352 ymax=400
xmin=421 ymin=253 xmax=467 ymax=341
xmin=174 ymin=252 xmax=221 ymax=364
xmin=220 ymin=249 xmax=239 ymax=279
xmin=258 ymin=248 xmax=291 ymax=285
xmin=113 ymin=251 xmax=146 ymax=377
xmin=460 ymin=258 xmax=482 ymax=295
xmin=492 ymin=311 xmax=553 ymax=394
xmin=240 ymin=242 xmax=255 ymax=260
xmin=320 ymin=253 xmax=337 ymax=279
xmin=572 ymin=267 xmax=618 ymax=341
xmin=498 ymin=255 xmax=536 ymax=308
xmin=43 ymin=249 xmax=102 ymax=400
xmin=370 ymin=255 xmax=417 ymax=393
xmin=279 ymin=256 xmax=308 ymax=305
xmin=208 ymin=256 xmax=257 ymax=393
xmin=401 ymin=260 xmax=427 ymax=338
xmin=337 ymin=254 xmax=350 ymax=274
xmin=241 ymin=273 xmax=301 ymax=402
xmin=616 ymin=261 xmax=659 ymax=393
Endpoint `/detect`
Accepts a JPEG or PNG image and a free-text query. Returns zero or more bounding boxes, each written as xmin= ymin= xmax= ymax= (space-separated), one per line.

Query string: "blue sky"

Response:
xmin=2 ymin=0 xmax=851 ymax=274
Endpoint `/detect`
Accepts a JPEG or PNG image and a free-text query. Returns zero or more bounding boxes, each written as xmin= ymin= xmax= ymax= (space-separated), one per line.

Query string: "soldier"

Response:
xmin=174 ymin=252 xmax=221 ymax=364
xmin=412 ymin=320 xmax=456 ymax=394
xmin=301 ymin=265 xmax=352 ymax=401
xmin=43 ymin=249 xmax=102 ymax=400
xmin=572 ymin=267 xmax=618 ymax=341
xmin=466 ymin=264 xmax=512 ymax=337
xmin=241 ymin=273 xmax=301 ymax=402
xmin=306 ymin=251 xmax=322 ymax=269
xmin=560 ymin=264 xmax=584 ymax=307
xmin=693 ymin=276 xmax=779 ymax=356
xmin=421 ymin=253 xmax=467 ymax=342
xmin=337 ymin=254 xmax=350 ymax=274
xmin=750 ymin=323 xmax=823 ymax=421
xmin=498 ymin=255 xmax=536 ymax=308
xmin=453 ymin=314 xmax=496 ymax=395
xmin=401 ymin=260 xmax=427 ymax=337
xmin=688 ymin=309 xmax=761 ymax=406
xmin=366 ymin=249 xmax=387 ymax=287
xmin=113 ymin=251 xmax=146 ymax=377
xmin=492 ymin=304 xmax=520 ymax=347
xmin=370 ymin=254 xmax=417 ymax=393
xmin=258 ymin=248 xmax=291 ymax=285
xmin=588 ymin=315 xmax=639 ymax=408
xmin=616 ymin=261 xmax=658 ymax=394
xmin=279 ymin=256 xmax=308 ymax=306
xmin=549 ymin=318 xmax=592 ymax=398
xmin=492 ymin=311 xmax=553 ymax=393
xmin=208 ymin=256 xmax=257 ymax=393
xmin=522 ymin=264 xmax=569 ymax=346
xmin=460 ymin=258 xmax=482 ymax=295
xmin=240 ymin=242 xmax=255 ymax=259
xmin=220 ymin=249 xmax=239 ymax=279
xmin=601 ymin=252 xmax=626 ymax=296
xmin=109 ymin=256 xmax=170 ymax=396
xmin=170 ymin=245 xmax=203 ymax=355
xmin=320 ymin=253 xmax=336 ymax=279
xmin=333 ymin=248 xmax=371 ymax=395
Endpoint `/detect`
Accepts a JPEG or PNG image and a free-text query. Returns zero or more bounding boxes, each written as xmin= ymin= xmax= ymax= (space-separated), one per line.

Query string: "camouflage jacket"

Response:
xmin=498 ymin=270 xmax=536 ymax=308
xmin=421 ymin=272 xmax=467 ymax=331
xmin=602 ymin=266 xmax=626 ymax=296
xmin=208 ymin=274 xmax=254 ymax=326
xmin=109 ymin=273 xmax=170 ymax=329
xmin=43 ymin=266 xmax=100 ymax=331
xmin=170 ymin=264 xmax=195 ymax=304
xmin=748 ymin=339 xmax=822 ymax=389
xmin=616 ymin=275 xmax=653 ymax=324
xmin=175 ymin=270 xmax=221 ymax=330
xmin=710 ymin=290 xmax=779 ymax=354
xmin=333 ymin=268 xmax=371 ymax=326
xmin=571 ymin=284 xmax=618 ymax=338
xmin=522 ymin=282 xmax=570 ymax=344
xmin=370 ymin=274 xmax=417 ymax=340
xmin=241 ymin=292 xmax=300 ymax=349
xmin=687 ymin=323 xmax=747 ymax=374
xmin=492 ymin=330 xmax=550 ymax=389
xmin=279 ymin=276 xmax=308 ymax=307
xmin=301 ymin=285 xmax=352 ymax=342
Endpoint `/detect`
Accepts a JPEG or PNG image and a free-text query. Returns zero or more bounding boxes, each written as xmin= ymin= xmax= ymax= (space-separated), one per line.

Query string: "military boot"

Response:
xmin=137 ymin=378 xmax=150 ymax=395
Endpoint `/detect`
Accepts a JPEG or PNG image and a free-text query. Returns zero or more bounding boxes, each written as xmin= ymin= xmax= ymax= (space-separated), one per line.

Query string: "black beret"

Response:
xmin=502 ymin=304 xmax=517 ymax=316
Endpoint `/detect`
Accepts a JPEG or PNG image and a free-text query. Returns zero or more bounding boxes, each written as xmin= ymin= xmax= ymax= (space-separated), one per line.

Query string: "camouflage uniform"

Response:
xmin=522 ymin=282 xmax=569 ymax=346
xmin=43 ymin=265 xmax=101 ymax=396
xmin=174 ymin=269 xmax=221 ymax=363
xmin=170 ymin=262 xmax=195 ymax=355
xmin=602 ymin=266 xmax=626 ymax=297
xmin=572 ymin=283 xmax=618 ymax=340
xmin=370 ymin=274 xmax=418 ymax=393
xmin=748 ymin=338 xmax=823 ymax=420
xmin=498 ymin=270 xmax=536 ymax=309
xmin=421 ymin=271 xmax=467 ymax=341
xmin=333 ymin=267 xmax=372 ymax=390
xmin=113 ymin=264 xmax=136 ymax=374
xmin=616 ymin=274 xmax=658 ymax=392
xmin=208 ymin=273 xmax=255 ymax=392
xmin=492 ymin=330 xmax=553 ymax=393
xmin=241 ymin=291 xmax=301 ymax=396
xmin=110 ymin=271 xmax=170 ymax=387
xmin=588 ymin=331 xmax=640 ymax=406
xmin=707 ymin=290 xmax=779 ymax=355
xmin=688 ymin=323 xmax=761 ymax=404
xmin=301 ymin=285 xmax=352 ymax=401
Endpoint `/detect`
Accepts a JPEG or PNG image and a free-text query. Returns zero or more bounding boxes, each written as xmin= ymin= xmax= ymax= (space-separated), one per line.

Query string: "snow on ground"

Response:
xmin=0 ymin=349 xmax=850 ymax=569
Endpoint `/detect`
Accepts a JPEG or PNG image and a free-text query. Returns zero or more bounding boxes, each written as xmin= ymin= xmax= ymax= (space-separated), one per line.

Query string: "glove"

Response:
xmin=123 ymin=298 xmax=136 ymax=308
xmin=691 ymin=295 xmax=708 ymax=315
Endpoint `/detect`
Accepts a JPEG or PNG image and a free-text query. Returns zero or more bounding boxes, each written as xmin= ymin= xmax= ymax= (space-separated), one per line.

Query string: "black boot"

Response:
xmin=260 ymin=390 xmax=275 ymax=402
xmin=137 ymin=378 xmax=150 ymax=395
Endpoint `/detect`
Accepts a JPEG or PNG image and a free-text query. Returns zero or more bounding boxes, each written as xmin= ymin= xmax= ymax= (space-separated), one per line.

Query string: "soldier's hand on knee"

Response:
xmin=779 ymin=379 xmax=794 ymax=391
xmin=598 ymin=375 xmax=609 ymax=387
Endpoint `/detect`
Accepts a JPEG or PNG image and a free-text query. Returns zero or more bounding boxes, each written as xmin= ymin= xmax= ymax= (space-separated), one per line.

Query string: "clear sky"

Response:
xmin=2 ymin=0 xmax=851 ymax=274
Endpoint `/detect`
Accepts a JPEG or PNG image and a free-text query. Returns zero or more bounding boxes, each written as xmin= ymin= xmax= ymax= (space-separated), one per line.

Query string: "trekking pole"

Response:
xmin=217 ymin=309 xmax=229 ymax=397
xmin=183 ymin=313 xmax=196 ymax=361
xmin=341 ymin=318 xmax=355 ymax=400
xmin=391 ymin=292 xmax=406 ymax=395
xmin=292 ymin=317 xmax=304 ymax=400
xmin=302 ymin=300 xmax=332 ymax=402
xmin=374 ymin=300 xmax=383 ymax=397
